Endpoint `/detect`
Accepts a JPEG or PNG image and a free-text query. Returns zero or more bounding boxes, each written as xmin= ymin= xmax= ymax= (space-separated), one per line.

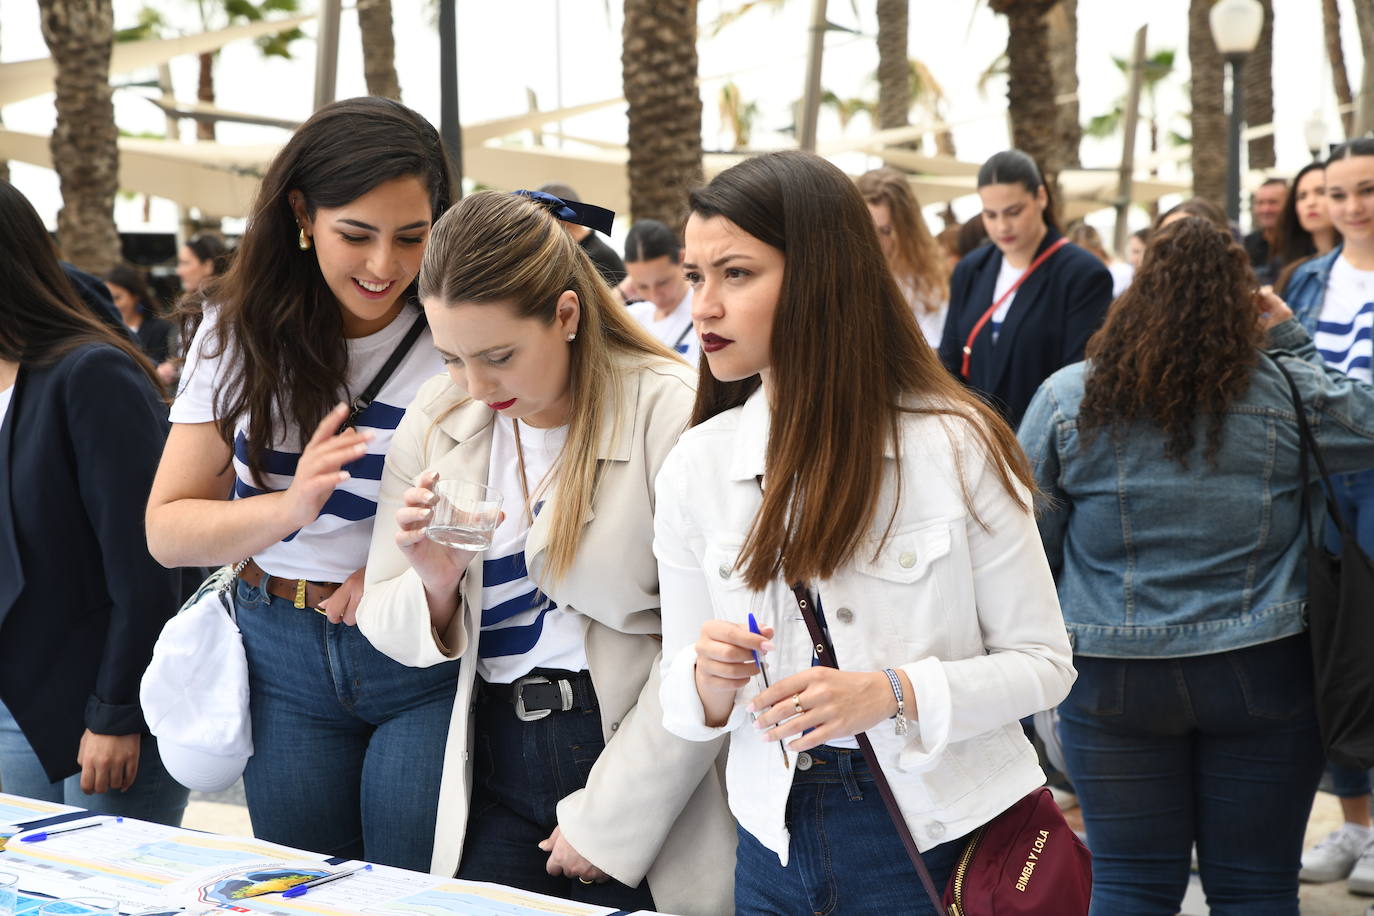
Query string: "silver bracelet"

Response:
xmin=882 ymin=667 xmax=908 ymax=736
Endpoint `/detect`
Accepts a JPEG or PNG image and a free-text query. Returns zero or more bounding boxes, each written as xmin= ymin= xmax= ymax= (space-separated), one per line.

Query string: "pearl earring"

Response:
xmin=566 ymin=333 xmax=576 ymax=342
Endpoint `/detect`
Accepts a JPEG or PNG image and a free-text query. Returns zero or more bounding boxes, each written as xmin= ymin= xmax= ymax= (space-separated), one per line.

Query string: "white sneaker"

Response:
xmin=1351 ymin=839 xmax=1374 ymax=895
xmin=1300 ymin=825 xmax=1372 ymax=883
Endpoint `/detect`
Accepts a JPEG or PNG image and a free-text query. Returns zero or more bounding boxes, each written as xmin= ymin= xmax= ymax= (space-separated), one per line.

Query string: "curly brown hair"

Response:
xmin=1079 ymin=217 xmax=1264 ymax=466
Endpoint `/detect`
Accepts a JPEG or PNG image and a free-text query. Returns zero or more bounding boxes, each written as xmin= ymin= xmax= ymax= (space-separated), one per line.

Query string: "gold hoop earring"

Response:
xmin=298 ymin=228 xmax=312 ymax=251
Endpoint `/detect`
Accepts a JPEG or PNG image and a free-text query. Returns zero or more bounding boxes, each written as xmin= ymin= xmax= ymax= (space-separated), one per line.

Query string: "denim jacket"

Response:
xmin=1018 ymin=319 xmax=1374 ymax=658
xmin=1284 ymin=245 xmax=1342 ymax=335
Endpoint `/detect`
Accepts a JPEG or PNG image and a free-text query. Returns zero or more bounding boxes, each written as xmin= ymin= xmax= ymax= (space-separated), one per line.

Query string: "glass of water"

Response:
xmin=38 ymin=897 xmax=119 ymax=916
xmin=0 ymin=872 xmax=17 ymax=916
xmin=426 ymin=479 xmax=503 ymax=551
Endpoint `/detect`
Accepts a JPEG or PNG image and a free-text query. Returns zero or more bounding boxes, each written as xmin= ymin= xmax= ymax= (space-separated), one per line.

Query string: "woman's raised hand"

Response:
xmin=395 ymin=470 xmax=480 ymax=596
xmin=1258 ymin=286 xmax=1294 ymax=329
xmin=282 ymin=403 xmax=372 ymax=531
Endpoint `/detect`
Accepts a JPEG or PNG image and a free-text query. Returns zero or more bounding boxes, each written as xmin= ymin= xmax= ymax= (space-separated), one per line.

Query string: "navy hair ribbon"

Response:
xmin=511 ymin=189 xmax=615 ymax=236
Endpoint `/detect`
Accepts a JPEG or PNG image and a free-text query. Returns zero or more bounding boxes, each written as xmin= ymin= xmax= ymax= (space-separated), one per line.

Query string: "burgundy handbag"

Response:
xmin=788 ymin=585 xmax=1092 ymax=915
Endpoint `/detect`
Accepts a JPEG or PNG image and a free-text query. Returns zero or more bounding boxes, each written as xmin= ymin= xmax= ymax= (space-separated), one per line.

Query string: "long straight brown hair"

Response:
xmin=856 ymin=167 xmax=949 ymax=310
xmin=689 ymin=152 xmax=1033 ymax=591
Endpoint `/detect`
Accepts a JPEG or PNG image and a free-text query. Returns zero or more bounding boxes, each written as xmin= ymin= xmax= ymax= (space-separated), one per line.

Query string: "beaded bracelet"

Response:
xmin=882 ymin=667 xmax=908 ymax=736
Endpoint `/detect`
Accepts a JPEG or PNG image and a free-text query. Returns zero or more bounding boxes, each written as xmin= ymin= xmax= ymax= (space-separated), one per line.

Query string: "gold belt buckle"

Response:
xmin=294 ymin=579 xmax=307 ymax=609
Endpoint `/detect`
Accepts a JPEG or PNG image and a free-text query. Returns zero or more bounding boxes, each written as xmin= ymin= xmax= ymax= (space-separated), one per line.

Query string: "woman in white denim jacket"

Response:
xmin=655 ymin=151 xmax=1077 ymax=915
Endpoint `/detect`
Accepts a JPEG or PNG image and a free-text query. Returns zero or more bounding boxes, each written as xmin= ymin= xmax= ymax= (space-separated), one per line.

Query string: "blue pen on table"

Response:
xmin=20 ymin=816 xmax=123 ymax=843
xmin=748 ymin=613 xmax=790 ymax=769
xmin=281 ymin=864 xmax=373 ymax=898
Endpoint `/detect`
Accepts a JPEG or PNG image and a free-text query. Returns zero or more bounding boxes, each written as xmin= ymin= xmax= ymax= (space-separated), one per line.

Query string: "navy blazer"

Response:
xmin=0 ymin=344 xmax=179 ymax=781
xmin=938 ymin=230 xmax=1113 ymax=428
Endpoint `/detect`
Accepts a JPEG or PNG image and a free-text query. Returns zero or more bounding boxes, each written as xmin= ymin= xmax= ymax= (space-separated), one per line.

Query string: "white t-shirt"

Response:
xmin=1108 ymin=261 xmax=1134 ymax=299
xmin=900 ymin=279 xmax=948 ymax=349
xmin=628 ymin=287 xmax=698 ymax=364
xmin=0 ymin=383 xmax=12 ymax=431
xmin=477 ymin=416 xmax=588 ymax=683
xmin=989 ymin=258 xmax=1026 ymax=345
xmin=1316 ymin=255 xmax=1374 ymax=384
xmin=170 ymin=307 xmax=445 ymax=582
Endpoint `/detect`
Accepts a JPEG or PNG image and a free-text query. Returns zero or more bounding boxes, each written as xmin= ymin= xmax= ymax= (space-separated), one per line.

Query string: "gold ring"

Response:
xmin=792 ymin=693 xmax=804 ymax=715
xmin=578 ymin=877 xmax=595 ymax=885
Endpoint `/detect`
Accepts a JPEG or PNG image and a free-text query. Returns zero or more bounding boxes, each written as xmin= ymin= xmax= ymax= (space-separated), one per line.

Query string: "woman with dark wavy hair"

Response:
xmin=146 ymin=97 xmax=457 ymax=870
xmin=1019 ymin=216 xmax=1374 ymax=915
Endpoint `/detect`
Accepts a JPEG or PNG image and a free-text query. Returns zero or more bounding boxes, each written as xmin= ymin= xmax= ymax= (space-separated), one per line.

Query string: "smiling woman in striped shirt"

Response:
xmin=145 ymin=98 xmax=457 ymax=870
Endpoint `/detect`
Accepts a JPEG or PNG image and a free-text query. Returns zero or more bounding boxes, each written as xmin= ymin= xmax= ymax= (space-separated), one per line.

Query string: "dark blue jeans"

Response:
xmin=734 ymin=745 xmax=963 ymax=916
xmin=234 ymin=579 xmax=459 ymax=870
xmin=1324 ymin=469 xmax=1374 ymax=801
xmin=456 ymin=676 xmax=655 ymax=911
xmin=0 ymin=699 xmax=189 ymax=826
xmin=1059 ymin=635 xmax=1324 ymax=916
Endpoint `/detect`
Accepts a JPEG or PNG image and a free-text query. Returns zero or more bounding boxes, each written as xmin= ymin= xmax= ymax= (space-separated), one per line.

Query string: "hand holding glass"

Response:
xmin=425 ymin=480 xmax=503 ymax=551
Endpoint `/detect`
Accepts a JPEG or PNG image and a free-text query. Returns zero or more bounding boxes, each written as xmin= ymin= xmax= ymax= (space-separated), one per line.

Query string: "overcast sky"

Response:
xmin=0 ymin=0 xmax=1366 ymax=245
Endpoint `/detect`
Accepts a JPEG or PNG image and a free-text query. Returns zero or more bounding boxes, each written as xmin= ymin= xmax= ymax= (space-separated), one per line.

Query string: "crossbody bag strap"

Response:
xmin=1263 ymin=351 xmax=1354 ymax=542
xmin=339 ymin=311 xmax=428 ymax=433
xmin=960 ymin=237 xmax=1069 ymax=379
xmin=788 ymin=584 xmax=948 ymax=914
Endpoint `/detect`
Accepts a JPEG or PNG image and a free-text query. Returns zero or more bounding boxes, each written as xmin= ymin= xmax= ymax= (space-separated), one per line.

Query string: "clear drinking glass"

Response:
xmin=38 ymin=897 xmax=119 ymax=916
xmin=425 ymin=479 xmax=503 ymax=551
xmin=0 ymin=872 xmax=17 ymax=916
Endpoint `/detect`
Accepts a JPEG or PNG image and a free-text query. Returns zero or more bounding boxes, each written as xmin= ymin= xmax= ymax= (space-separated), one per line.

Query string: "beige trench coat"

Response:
xmin=357 ymin=354 xmax=735 ymax=915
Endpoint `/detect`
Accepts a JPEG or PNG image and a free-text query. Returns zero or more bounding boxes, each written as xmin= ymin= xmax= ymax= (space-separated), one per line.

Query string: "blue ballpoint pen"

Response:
xmin=748 ymin=613 xmax=790 ymax=769
xmin=20 ymin=816 xmax=122 ymax=843
xmin=281 ymin=864 xmax=373 ymax=898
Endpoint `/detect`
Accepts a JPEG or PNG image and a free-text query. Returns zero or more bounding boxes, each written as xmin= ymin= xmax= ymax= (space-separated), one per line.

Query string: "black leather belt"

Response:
xmin=480 ymin=670 xmax=597 ymax=722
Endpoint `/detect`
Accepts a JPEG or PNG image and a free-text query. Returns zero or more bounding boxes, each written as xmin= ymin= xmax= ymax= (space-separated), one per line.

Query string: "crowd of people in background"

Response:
xmin=3 ymin=91 xmax=1374 ymax=916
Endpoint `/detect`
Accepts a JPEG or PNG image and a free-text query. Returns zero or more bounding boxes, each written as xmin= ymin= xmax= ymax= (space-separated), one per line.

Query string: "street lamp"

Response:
xmin=1209 ymin=0 xmax=1265 ymax=224
xmin=1305 ymin=111 xmax=1330 ymax=162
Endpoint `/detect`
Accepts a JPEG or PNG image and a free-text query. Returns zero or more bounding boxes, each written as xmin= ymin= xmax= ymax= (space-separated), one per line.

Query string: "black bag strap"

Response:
xmin=1262 ymin=351 xmax=1356 ymax=545
xmin=788 ymin=583 xmax=949 ymax=914
xmin=340 ymin=311 xmax=427 ymax=432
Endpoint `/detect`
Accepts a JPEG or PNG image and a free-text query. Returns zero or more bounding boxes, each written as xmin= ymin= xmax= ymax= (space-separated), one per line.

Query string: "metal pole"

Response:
xmin=438 ymin=0 xmax=463 ymax=193
xmin=797 ymin=0 xmax=827 ymax=151
xmin=1225 ymin=53 xmax=1246 ymax=226
xmin=313 ymin=0 xmax=342 ymax=111
xmin=1114 ymin=25 xmax=1148 ymax=256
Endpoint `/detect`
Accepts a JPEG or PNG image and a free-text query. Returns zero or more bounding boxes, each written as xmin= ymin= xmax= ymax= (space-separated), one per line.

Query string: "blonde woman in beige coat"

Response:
xmin=355 ymin=190 xmax=734 ymax=914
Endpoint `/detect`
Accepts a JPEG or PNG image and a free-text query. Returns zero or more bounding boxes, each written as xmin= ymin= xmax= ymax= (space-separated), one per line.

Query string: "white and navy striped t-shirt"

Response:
xmin=477 ymin=416 xmax=588 ymax=684
xmin=170 ymin=306 xmax=444 ymax=583
xmin=1316 ymin=256 xmax=1374 ymax=384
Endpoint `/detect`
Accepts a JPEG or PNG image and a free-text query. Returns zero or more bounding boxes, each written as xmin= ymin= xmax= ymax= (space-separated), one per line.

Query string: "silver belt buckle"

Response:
xmin=513 ymin=675 xmax=575 ymax=722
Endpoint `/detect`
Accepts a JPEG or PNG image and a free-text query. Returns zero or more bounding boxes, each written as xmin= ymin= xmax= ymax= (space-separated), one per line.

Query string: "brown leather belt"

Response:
xmin=238 ymin=558 xmax=341 ymax=613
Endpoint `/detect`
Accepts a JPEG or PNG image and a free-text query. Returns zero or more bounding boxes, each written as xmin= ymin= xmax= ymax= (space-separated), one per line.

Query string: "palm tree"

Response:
xmin=987 ymin=0 xmax=1062 ymax=201
xmin=623 ymin=0 xmax=702 ymax=227
xmin=358 ymin=0 xmax=401 ymax=101
xmin=718 ymin=81 xmax=760 ymax=150
xmin=193 ymin=0 xmax=305 ymax=141
xmin=876 ymin=0 xmax=908 ymax=133
xmin=1084 ymin=50 xmax=1178 ymax=166
xmin=38 ymin=0 xmax=122 ymax=274
xmin=1045 ymin=0 xmax=1080 ymax=170
xmin=1188 ymin=0 xmax=1226 ymax=209
xmin=1323 ymin=0 xmax=1355 ymax=138
xmin=1242 ymin=0 xmax=1274 ymax=170
xmin=1354 ymin=0 xmax=1374 ymax=136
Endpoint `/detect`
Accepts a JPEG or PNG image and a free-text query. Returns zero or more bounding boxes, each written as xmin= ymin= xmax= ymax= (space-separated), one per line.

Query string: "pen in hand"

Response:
xmin=748 ymin=613 xmax=790 ymax=769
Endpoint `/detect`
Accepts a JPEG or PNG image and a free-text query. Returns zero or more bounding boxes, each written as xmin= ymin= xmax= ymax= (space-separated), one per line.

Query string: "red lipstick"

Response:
xmin=701 ymin=332 xmax=733 ymax=354
xmin=488 ymin=398 xmax=517 ymax=410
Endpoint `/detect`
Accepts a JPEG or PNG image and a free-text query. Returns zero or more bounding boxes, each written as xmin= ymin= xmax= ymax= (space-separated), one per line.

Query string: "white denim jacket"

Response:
xmin=655 ymin=388 xmax=1076 ymax=864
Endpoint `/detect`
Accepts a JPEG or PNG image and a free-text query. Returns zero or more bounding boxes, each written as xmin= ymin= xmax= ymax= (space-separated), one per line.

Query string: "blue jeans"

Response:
xmin=457 ymin=675 xmax=655 ymax=910
xmin=734 ymin=745 xmax=963 ymax=916
xmin=0 ymin=699 xmax=188 ymax=826
xmin=1059 ymin=635 xmax=1324 ymax=916
xmin=234 ymin=579 xmax=459 ymax=871
xmin=1322 ymin=469 xmax=1374 ymax=803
